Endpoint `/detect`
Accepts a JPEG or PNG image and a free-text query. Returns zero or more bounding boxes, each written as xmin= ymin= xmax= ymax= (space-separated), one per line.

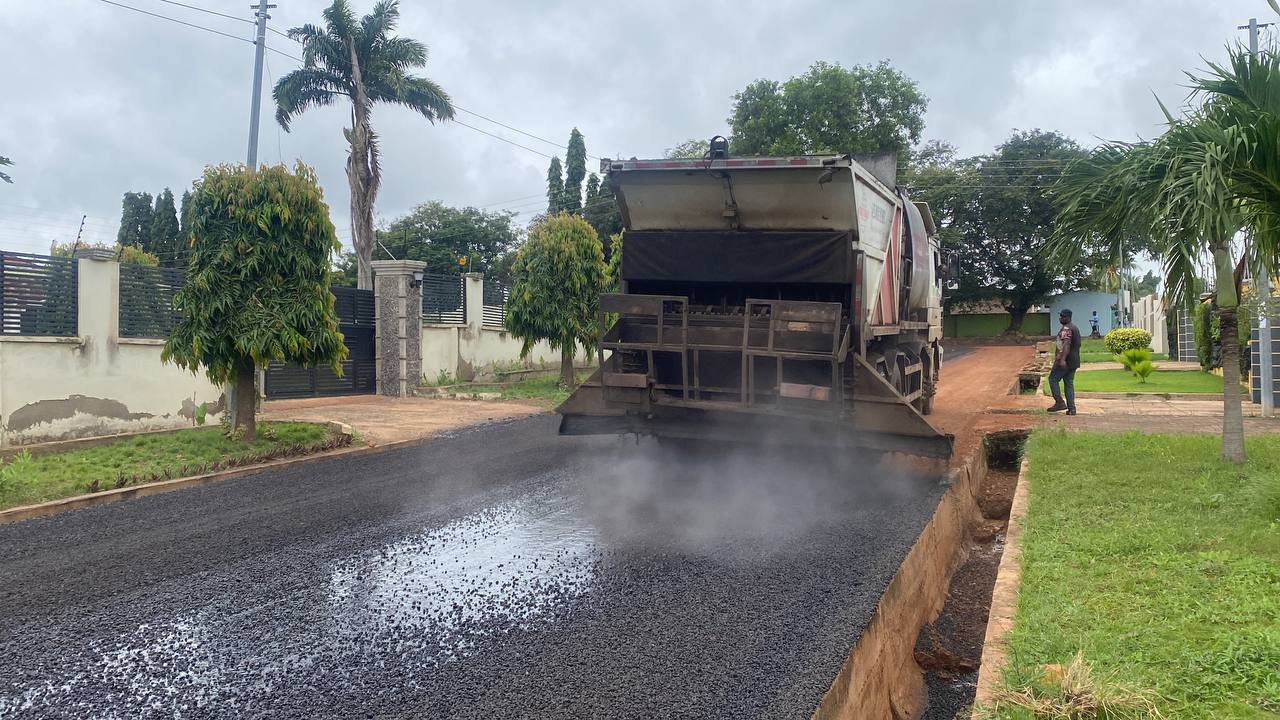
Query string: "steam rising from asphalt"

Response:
xmin=578 ymin=436 xmax=934 ymax=557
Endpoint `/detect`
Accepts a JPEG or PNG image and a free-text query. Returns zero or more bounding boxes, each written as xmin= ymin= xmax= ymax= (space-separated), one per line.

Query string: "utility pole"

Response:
xmin=1240 ymin=16 xmax=1275 ymax=415
xmin=246 ymin=0 xmax=277 ymax=168
xmin=1238 ymin=17 xmax=1274 ymax=56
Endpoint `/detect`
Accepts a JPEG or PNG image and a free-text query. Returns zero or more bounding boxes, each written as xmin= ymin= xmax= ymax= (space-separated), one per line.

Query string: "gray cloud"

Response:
xmin=0 ymin=0 xmax=1267 ymax=254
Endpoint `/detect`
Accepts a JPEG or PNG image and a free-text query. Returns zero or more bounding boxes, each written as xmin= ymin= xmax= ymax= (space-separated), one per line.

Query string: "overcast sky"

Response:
xmin=0 ymin=0 xmax=1272 ymax=255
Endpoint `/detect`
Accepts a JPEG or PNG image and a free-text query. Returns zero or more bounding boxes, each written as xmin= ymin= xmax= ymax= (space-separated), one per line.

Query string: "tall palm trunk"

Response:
xmin=346 ymin=46 xmax=379 ymax=290
xmin=1213 ymin=240 xmax=1246 ymax=463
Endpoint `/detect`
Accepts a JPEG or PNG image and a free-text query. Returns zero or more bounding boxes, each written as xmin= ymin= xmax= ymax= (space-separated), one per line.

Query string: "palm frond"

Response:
xmin=273 ymin=68 xmax=348 ymax=131
xmin=365 ymin=75 xmax=454 ymax=122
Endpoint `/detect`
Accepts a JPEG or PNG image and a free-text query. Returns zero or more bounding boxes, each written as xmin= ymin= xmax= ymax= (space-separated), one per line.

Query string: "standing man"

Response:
xmin=1089 ymin=310 xmax=1101 ymax=338
xmin=1048 ymin=308 xmax=1082 ymax=415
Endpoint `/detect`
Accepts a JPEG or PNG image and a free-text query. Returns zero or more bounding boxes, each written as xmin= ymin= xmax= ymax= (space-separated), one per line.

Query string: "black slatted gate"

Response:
xmin=265 ymin=286 xmax=376 ymax=399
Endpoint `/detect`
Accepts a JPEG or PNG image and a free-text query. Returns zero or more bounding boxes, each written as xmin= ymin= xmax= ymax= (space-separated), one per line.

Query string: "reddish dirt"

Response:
xmin=932 ymin=346 xmax=1041 ymax=462
xmin=916 ymin=467 xmax=1021 ymax=720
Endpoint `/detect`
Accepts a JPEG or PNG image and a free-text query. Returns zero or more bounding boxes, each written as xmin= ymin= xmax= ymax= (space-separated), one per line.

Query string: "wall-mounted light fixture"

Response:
xmin=410 ymin=270 xmax=424 ymax=289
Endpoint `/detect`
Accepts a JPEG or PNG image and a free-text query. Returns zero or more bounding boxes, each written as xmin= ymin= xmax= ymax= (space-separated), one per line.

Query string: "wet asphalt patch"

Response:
xmin=0 ymin=415 xmax=944 ymax=719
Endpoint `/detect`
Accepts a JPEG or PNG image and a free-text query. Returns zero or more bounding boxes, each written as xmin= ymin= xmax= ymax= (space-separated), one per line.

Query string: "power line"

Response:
xmin=94 ymin=0 xmax=251 ymax=44
xmin=451 ymin=119 xmax=555 ymax=159
xmin=150 ymin=0 xmax=253 ymax=26
xmin=453 ymin=106 xmax=597 ymax=160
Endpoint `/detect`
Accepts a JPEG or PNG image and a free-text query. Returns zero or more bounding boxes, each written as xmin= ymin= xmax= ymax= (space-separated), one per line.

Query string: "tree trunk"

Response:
xmin=1214 ymin=241 xmax=1245 ymax=463
xmin=346 ymin=47 xmax=379 ymax=291
xmin=234 ymin=356 xmax=257 ymax=442
xmin=1005 ymin=307 xmax=1027 ymax=334
xmin=560 ymin=348 xmax=575 ymax=388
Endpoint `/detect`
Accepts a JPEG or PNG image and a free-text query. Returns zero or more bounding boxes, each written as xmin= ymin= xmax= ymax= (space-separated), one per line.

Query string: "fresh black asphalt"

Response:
xmin=0 ymin=415 xmax=946 ymax=719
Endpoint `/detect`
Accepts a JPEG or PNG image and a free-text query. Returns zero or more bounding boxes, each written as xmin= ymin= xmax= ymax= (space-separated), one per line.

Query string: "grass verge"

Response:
xmin=987 ymin=431 xmax=1280 ymax=719
xmin=1042 ymin=369 xmax=1224 ymax=395
xmin=0 ymin=422 xmax=341 ymax=511
xmin=1079 ymin=338 xmax=1169 ymax=364
xmin=448 ymin=370 xmax=593 ymax=408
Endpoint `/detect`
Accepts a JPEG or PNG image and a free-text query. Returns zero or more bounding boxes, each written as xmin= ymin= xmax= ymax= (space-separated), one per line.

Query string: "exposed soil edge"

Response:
xmin=812 ymin=446 xmax=987 ymax=719
xmin=970 ymin=457 xmax=1031 ymax=716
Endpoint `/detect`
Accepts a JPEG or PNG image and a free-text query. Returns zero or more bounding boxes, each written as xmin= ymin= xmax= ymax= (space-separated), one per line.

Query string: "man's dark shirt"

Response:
xmin=1057 ymin=322 xmax=1082 ymax=369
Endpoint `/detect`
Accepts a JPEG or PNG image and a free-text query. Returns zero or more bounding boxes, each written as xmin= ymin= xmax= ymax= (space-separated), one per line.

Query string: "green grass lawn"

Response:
xmin=1043 ymin=368 xmax=1224 ymax=394
xmin=1080 ymin=351 xmax=1169 ymax=364
xmin=992 ymin=431 xmax=1280 ymax=719
xmin=459 ymin=370 xmax=593 ymax=408
xmin=0 ymin=422 xmax=334 ymax=510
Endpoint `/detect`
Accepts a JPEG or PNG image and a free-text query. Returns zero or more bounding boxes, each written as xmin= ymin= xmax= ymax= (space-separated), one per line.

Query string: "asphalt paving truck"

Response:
xmin=557 ymin=141 xmax=953 ymax=458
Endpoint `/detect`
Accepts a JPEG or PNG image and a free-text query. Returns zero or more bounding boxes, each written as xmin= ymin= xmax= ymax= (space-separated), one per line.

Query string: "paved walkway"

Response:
xmin=261 ymin=395 xmax=541 ymax=446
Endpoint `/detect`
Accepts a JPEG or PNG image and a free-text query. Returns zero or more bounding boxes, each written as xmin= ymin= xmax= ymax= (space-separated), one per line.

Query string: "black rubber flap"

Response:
xmin=621 ymin=231 xmax=854 ymax=284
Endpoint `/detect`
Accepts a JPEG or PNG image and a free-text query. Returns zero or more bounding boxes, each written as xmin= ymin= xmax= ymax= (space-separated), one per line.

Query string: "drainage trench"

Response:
xmin=813 ymin=430 xmax=1029 ymax=720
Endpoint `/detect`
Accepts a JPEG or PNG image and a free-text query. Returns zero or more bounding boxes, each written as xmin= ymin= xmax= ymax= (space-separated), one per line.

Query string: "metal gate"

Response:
xmin=265 ymin=286 xmax=376 ymax=399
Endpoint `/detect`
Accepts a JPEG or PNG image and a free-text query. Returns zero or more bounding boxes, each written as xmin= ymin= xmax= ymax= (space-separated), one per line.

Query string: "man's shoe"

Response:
xmin=1046 ymin=403 xmax=1067 ymax=412
xmin=1066 ymin=409 xmax=1077 ymax=416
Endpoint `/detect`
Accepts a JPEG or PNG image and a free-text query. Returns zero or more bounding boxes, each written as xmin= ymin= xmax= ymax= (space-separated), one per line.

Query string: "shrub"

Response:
xmin=1131 ymin=359 xmax=1156 ymax=383
xmin=1103 ymin=327 xmax=1152 ymax=354
xmin=1193 ymin=301 xmax=1217 ymax=370
xmin=1114 ymin=348 xmax=1153 ymax=372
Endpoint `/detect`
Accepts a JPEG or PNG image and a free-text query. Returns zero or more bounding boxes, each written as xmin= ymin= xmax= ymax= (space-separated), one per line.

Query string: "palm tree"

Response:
xmin=273 ymin=0 xmax=454 ymax=289
xmin=1051 ymin=48 xmax=1280 ymax=462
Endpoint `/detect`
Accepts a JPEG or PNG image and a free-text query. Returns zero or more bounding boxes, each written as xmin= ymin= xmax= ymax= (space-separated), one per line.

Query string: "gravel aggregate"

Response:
xmin=0 ymin=415 xmax=944 ymax=719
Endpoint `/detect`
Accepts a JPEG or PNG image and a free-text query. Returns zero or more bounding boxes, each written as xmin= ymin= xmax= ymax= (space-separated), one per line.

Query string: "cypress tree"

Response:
xmin=150 ymin=188 xmax=180 ymax=267
xmin=546 ymin=156 xmax=564 ymax=214
xmin=563 ymin=128 xmax=587 ymax=214
xmin=117 ymin=191 xmax=153 ymax=250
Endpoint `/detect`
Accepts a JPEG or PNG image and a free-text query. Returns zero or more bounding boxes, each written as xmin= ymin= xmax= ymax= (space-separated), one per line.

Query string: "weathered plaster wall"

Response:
xmin=419 ymin=274 xmax=586 ymax=384
xmin=0 ymin=254 xmax=223 ymax=447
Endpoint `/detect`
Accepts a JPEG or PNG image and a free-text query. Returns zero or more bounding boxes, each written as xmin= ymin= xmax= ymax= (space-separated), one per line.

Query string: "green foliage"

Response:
xmin=1103 ymin=327 xmax=1152 ymax=354
xmin=374 ymin=201 xmax=521 ymax=279
xmin=1131 ymin=359 xmax=1156 ymax=382
xmin=1194 ymin=301 xmax=1216 ymax=370
xmin=545 ymin=156 xmax=564 ymax=215
xmin=149 ymin=188 xmax=181 ymax=268
xmin=728 ymin=60 xmax=927 ymax=157
xmin=605 ymin=232 xmax=623 ymax=292
xmin=506 ymin=213 xmax=605 ymax=358
xmin=117 ymin=191 xmax=153 ymax=250
xmin=179 ymin=189 xmax=193 ymax=262
xmin=163 ymin=162 xmax=347 ymax=386
xmin=583 ymin=174 xmax=623 ymax=254
xmin=563 ymin=128 xmax=587 ymax=214
xmin=194 ymin=402 xmax=208 ymax=426
xmin=0 ymin=155 xmax=13 ymax=184
xmin=273 ymin=0 xmax=454 ymax=289
xmin=1042 ymin=368 xmax=1221 ymax=394
xmin=664 ymin=139 xmax=710 ymax=159
xmin=909 ymin=130 xmax=1093 ymax=324
xmin=1114 ymin=347 xmax=1153 ymax=371
xmin=50 ymin=242 xmax=159 ymax=266
xmin=0 ymin=450 xmax=33 ymax=492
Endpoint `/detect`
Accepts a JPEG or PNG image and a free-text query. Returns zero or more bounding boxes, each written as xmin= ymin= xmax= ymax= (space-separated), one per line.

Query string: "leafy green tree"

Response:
xmin=506 ymin=213 xmax=605 ymax=387
xmin=163 ymin=163 xmax=347 ymax=442
xmin=583 ymin=172 xmax=623 ymax=256
xmin=149 ymin=188 xmax=181 ymax=268
xmin=0 ymin=155 xmax=13 ymax=184
xmin=374 ymin=201 xmax=521 ymax=278
xmin=930 ymin=130 xmax=1091 ymax=330
xmin=664 ymin=139 xmax=710 ymax=159
xmin=1051 ymin=48 xmax=1280 ymax=463
xmin=273 ymin=0 xmax=454 ymax=290
xmin=546 ymin=156 xmax=564 ymax=214
xmin=728 ymin=60 xmax=927 ymax=156
xmin=563 ymin=128 xmax=587 ymax=214
xmin=117 ymin=191 xmax=153 ymax=250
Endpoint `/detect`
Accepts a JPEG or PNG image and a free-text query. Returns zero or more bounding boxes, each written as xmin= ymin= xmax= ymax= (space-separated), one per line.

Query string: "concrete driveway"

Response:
xmin=261 ymin=394 xmax=542 ymax=446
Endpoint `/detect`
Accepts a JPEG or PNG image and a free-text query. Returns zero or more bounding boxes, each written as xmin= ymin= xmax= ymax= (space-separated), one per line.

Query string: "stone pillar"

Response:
xmin=463 ymin=272 xmax=484 ymax=334
xmin=372 ymin=260 xmax=426 ymax=397
xmin=73 ymin=247 xmax=120 ymax=343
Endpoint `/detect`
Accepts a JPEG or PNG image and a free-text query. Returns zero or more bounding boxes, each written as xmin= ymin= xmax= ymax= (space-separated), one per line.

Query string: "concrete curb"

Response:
xmin=972 ymin=456 xmax=1032 ymax=716
xmin=0 ymin=427 xmax=436 ymax=526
